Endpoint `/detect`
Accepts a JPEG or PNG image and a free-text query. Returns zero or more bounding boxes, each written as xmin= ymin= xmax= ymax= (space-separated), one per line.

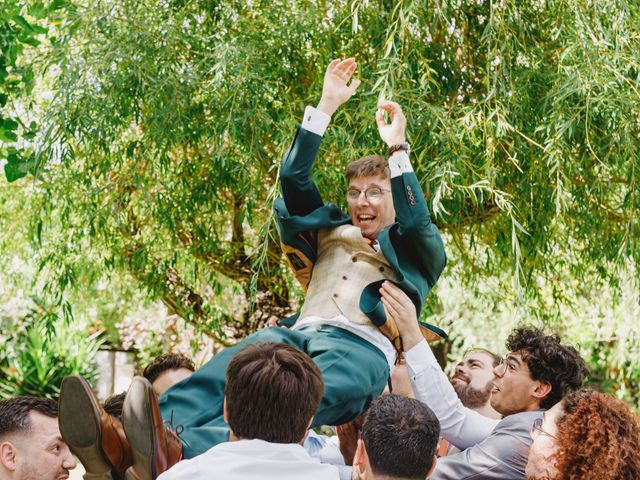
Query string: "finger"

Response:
xmin=336 ymin=57 xmax=356 ymax=75
xmin=377 ymin=99 xmax=402 ymax=112
xmin=327 ymin=59 xmax=341 ymax=72
xmin=348 ymin=78 xmax=361 ymax=95
xmin=344 ymin=62 xmax=357 ymax=79
xmin=375 ymin=109 xmax=386 ymax=129
xmin=381 ymin=281 xmax=410 ymax=309
xmin=381 ymin=297 xmax=400 ymax=321
xmin=381 ymin=290 xmax=404 ymax=317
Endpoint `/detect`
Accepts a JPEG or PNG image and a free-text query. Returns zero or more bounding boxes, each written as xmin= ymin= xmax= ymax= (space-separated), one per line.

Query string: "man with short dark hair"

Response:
xmin=142 ymin=353 xmax=195 ymax=397
xmin=156 ymin=342 xmax=339 ymax=479
xmin=353 ymin=395 xmax=440 ymax=480
xmin=379 ymin=281 xmax=587 ymax=479
xmin=0 ymin=396 xmax=76 ymax=480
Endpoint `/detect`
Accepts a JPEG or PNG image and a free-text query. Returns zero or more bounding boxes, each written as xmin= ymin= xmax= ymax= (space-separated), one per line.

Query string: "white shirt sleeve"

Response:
xmin=301 ymin=106 xmax=331 ymax=136
xmin=388 ymin=151 xmax=413 ymax=178
xmin=404 ymin=341 xmax=500 ymax=450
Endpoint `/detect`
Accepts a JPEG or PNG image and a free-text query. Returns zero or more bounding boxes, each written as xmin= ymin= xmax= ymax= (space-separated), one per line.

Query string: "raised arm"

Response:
xmin=380 ymin=282 xmax=499 ymax=449
xmin=279 ymin=59 xmax=361 ymax=216
xmin=375 ymin=100 xmax=446 ymax=287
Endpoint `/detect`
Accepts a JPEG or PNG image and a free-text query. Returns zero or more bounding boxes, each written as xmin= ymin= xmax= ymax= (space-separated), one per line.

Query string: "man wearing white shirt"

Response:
xmin=157 ymin=342 xmax=338 ymax=480
xmin=379 ymin=281 xmax=587 ymax=480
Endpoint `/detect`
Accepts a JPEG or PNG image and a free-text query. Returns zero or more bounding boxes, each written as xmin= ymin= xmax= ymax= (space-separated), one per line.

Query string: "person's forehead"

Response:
xmin=28 ymin=411 xmax=63 ymax=444
xmin=464 ymin=351 xmax=495 ymax=367
xmin=348 ymin=174 xmax=390 ymax=188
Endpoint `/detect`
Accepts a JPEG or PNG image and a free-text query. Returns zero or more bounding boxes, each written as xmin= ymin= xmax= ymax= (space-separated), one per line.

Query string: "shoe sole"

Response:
xmin=59 ymin=375 xmax=114 ymax=477
xmin=123 ymin=377 xmax=156 ymax=480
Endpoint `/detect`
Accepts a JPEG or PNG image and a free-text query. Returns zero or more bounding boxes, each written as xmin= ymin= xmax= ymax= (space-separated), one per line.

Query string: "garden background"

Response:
xmin=1 ymin=0 xmax=639 ymax=406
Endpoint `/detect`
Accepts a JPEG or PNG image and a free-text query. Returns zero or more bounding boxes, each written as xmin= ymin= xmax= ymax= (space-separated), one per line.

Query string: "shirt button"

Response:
xmin=342 ymin=275 xmax=348 ymax=280
xmin=333 ymin=293 xmax=339 ymax=298
xmin=351 ymin=256 xmax=358 ymax=263
xmin=379 ymin=266 xmax=385 ymax=272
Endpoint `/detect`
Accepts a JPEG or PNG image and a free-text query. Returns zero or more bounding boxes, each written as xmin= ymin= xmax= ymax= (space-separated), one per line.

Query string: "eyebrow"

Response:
xmin=506 ymin=354 xmax=522 ymax=366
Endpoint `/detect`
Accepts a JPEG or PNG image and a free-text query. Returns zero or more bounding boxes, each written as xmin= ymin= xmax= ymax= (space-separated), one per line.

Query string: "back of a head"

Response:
xmin=0 ymin=396 xmax=58 ymax=441
xmin=361 ymin=394 xmax=440 ymax=479
xmin=224 ymin=342 xmax=324 ymax=444
xmin=506 ymin=327 xmax=587 ymax=408
xmin=555 ymin=389 xmax=640 ymax=480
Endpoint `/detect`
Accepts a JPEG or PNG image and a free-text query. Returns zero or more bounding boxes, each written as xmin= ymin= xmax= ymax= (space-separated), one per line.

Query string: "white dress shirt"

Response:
xmin=158 ymin=438 xmax=340 ymax=480
xmin=405 ymin=340 xmax=500 ymax=449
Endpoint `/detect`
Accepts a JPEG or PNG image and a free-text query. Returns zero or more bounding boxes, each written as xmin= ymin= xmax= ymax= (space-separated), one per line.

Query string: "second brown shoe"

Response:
xmin=123 ymin=376 xmax=182 ymax=480
xmin=59 ymin=375 xmax=133 ymax=480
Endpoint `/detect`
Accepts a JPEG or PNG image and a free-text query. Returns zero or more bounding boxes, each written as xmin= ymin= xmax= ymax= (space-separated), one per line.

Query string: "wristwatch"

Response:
xmin=388 ymin=143 xmax=411 ymax=155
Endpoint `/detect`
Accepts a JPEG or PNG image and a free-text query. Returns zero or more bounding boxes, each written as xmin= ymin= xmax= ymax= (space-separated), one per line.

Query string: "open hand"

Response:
xmin=316 ymin=58 xmax=362 ymax=116
xmin=375 ymin=100 xmax=407 ymax=147
xmin=380 ymin=281 xmax=423 ymax=351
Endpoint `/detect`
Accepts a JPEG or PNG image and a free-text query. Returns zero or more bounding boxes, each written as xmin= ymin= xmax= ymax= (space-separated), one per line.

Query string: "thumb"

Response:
xmin=348 ymin=78 xmax=361 ymax=95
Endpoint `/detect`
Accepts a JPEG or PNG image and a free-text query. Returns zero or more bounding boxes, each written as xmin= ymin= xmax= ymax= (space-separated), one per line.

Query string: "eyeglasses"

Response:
xmin=346 ymin=187 xmax=391 ymax=203
xmin=531 ymin=416 xmax=556 ymax=440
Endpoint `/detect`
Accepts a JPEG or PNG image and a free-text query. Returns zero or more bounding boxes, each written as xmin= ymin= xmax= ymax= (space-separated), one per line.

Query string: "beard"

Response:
xmin=452 ymin=378 xmax=493 ymax=410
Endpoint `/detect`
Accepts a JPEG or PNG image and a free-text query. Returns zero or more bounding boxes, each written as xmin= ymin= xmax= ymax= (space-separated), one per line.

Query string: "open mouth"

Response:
xmin=358 ymin=214 xmax=376 ymax=225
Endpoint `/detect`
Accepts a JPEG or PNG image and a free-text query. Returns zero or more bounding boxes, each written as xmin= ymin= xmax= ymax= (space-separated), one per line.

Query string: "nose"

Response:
xmin=62 ymin=445 xmax=77 ymax=470
xmin=455 ymin=363 xmax=466 ymax=375
xmin=356 ymin=191 xmax=369 ymax=206
xmin=493 ymin=362 xmax=506 ymax=377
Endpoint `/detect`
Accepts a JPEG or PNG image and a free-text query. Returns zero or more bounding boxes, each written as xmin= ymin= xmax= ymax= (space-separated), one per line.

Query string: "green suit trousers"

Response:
xmin=158 ymin=325 xmax=389 ymax=458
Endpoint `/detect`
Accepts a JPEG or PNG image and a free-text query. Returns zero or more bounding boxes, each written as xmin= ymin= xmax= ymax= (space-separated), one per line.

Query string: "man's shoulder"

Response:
xmin=492 ymin=410 xmax=544 ymax=437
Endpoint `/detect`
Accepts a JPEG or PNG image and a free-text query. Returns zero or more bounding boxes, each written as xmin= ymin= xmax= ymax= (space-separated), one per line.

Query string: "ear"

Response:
xmin=425 ymin=455 xmax=437 ymax=479
xmin=0 ymin=441 xmax=18 ymax=472
xmin=532 ymin=381 xmax=552 ymax=403
xmin=353 ymin=439 xmax=367 ymax=477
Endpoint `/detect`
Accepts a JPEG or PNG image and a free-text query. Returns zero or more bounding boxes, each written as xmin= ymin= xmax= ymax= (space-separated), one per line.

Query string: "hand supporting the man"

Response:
xmin=316 ymin=58 xmax=361 ymax=116
xmin=379 ymin=281 xmax=424 ymax=352
xmin=376 ymin=100 xmax=407 ymax=147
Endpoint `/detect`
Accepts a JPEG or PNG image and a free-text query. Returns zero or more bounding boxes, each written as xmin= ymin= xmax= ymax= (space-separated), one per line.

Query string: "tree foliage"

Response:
xmin=1 ymin=0 xmax=639 ymax=395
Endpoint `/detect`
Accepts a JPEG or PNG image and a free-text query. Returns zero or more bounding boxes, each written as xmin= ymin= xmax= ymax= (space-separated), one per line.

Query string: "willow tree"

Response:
xmin=17 ymin=0 xmax=639 ymax=341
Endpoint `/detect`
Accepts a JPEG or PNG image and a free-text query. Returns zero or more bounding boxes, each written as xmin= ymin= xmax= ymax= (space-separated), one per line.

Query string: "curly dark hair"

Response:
xmin=506 ymin=327 xmax=587 ymax=409
xmin=142 ymin=352 xmax=195 ymax=385
xmin=552 ymin=389 xmax=640 ymax=479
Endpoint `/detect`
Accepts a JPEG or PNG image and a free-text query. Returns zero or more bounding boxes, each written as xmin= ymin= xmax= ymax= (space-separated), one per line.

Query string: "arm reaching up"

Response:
xmin=379 ymin=281 xmax=499 ymax=450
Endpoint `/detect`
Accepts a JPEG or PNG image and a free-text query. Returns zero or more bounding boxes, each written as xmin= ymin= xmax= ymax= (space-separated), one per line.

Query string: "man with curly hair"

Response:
xmin=379 ymin=281 xmax=588 ymax=480
xmin=526 ymin=388 xmax=640 ymax=480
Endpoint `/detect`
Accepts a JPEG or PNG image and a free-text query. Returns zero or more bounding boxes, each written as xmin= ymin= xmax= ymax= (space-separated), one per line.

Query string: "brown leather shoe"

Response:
xmin=59 ymin=375 xmax=133 ymax=480
xmin=122 ymin=376 xmax=182 ymax=480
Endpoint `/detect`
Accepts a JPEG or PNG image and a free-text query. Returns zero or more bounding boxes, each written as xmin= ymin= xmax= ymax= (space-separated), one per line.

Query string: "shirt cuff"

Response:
xmin=404 ymin=340 xmax=439 ymax=376
xmin=301 ymin=106 xmax=331 ymax=137
xmin=387 ymin=151 xmax=413 ymax=178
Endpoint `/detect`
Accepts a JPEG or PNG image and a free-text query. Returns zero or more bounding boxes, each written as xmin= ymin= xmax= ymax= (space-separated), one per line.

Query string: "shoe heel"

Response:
xmin=60 ymin=376 xmax=113 ymax=476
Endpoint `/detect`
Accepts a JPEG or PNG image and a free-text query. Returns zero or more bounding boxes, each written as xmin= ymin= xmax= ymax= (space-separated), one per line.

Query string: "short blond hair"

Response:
xmin=345 ymin=155 xmax=389 ymax=182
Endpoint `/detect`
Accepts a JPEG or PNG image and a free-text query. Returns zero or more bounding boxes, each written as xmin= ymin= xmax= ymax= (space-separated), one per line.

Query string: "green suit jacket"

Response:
xmin=274 ymin=127 xmax=447 ymax=340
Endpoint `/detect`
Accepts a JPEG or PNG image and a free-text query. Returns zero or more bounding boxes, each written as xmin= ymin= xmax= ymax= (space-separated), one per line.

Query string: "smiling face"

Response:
xmin=9 ymin=412 xmax=76 ymax=480
xmin=491 ymin=352 xmax=545 ymax=416
xmin=525 ymin=402 xmax=564 ymax=479
xmin=347 ymin=174 xmax=396 ymax=241
xmin=451 ymin=351 xmax=497 ymax=409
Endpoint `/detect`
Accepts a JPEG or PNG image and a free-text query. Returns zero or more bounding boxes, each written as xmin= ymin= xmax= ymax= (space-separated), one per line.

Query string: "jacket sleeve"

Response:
xmin=389 ymin=162 xmax=446 ymax=289
xmin=279 ymin=127 xmax=325 ymax=217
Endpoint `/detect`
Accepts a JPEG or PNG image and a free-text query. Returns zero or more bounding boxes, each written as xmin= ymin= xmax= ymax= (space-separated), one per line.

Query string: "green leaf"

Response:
xmin=29 ymin=2 xmax=49 ymax=20
xmin=4 ymin=161 xmax=28 ymax=182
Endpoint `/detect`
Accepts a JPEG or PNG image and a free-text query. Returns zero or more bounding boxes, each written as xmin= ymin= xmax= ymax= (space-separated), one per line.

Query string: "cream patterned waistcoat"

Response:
xmin=299 ymin=224 xmax=398 ymax=325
